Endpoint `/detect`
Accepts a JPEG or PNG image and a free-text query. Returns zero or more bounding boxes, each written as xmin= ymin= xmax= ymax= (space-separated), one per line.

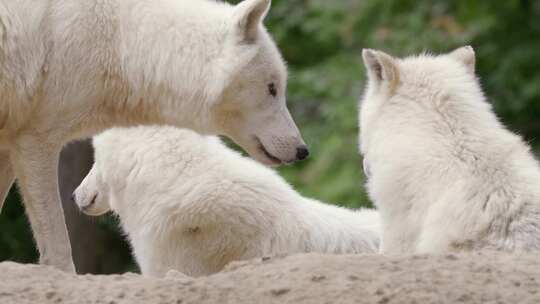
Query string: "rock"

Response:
xmin=0 ymin=252 xmax=539 ymax=304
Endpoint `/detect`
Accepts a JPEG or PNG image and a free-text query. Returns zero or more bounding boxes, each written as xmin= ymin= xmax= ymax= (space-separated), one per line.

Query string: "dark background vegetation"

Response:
xmin=0 ymin=0 xmax=539 ymax=273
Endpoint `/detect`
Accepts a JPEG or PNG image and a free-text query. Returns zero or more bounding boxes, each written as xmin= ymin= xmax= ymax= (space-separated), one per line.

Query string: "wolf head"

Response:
xmin=358 ymin=46 xmax=489 ymax=162
xmin=208 ymin=0 xmax=308 ymax=166
xmin=72 ymin=165 xmax=110 ymax=217
xmin=358 ymin=45 xmax=505 ymax=206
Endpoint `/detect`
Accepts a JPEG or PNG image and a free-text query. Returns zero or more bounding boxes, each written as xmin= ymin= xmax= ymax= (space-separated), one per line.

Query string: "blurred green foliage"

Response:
xmin=1 ymin=0 xmax=539 ymax=269
xmin=269 ymin=0 xmax=540 ymax=207
xmin=0 ymin=189 xmax=37 ymax=263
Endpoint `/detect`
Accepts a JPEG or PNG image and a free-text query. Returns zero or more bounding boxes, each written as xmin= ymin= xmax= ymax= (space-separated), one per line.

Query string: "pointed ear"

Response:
xmin=362 ymin=49 xmax=399 ymax=89
xmin=448 ymin=45 xmax=475 ymax=74
xmin=233 ymin=0 xmax=271 ymax=43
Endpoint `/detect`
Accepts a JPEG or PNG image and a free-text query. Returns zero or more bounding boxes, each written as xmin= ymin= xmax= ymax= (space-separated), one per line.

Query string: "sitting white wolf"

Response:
xmin=359 ymin=46 xmax=540 ymax=254
xmin=73 ymin=126 xmax=380 ymax=277
xmin=0 ymin=0 xmax=306 ymax=272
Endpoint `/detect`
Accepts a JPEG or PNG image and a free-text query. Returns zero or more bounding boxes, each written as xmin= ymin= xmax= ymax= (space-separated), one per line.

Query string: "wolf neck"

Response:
xmin=114 ymin=0 xmax=233 ymax=132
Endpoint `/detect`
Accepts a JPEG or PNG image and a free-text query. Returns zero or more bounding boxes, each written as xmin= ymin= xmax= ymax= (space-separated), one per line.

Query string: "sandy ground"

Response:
xmin=1 ymin=251 xmax=539 ymax=304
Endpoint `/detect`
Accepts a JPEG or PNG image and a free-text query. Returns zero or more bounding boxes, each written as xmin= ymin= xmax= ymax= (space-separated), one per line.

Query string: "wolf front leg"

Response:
xmin=11 ymin=135 xmax=75 ymax=273
xmin=0 ymin=151 xmax=15 ymax=211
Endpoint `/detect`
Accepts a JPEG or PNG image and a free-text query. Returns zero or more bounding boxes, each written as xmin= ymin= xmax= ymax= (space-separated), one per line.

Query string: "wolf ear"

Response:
xmin=362 ymin=49 xmax=399 ymax=89
xmin=448 ymin=46 xmax=475 ymax=74
xmin=233 ymin=0 xmax=271 ymax=43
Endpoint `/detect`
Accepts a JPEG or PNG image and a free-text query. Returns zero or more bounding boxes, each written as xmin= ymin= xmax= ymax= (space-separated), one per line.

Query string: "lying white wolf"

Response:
xmin=359 ymin=46 xmax=540 ymax=254
xmin=73 ymin=126 xmax=380 ymax=277
xmin=0 ymin=0 xmax=307 ymax=272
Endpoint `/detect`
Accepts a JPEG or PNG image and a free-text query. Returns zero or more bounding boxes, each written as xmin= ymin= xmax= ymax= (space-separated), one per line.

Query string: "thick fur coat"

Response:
xmin=0 ymin=0 xmax=305 ymax=271
xmin=74 ymin=126 xmax=379 ymax=277
xmin=359 ymin=46 xmax=540 ymax=254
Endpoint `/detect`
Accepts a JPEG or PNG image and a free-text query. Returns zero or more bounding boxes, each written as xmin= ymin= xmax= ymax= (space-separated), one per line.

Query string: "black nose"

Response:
xmin=296 ymin=146 xmax=310 ymax=161
xmin=71 ymin=192 xmax=76 ymax=202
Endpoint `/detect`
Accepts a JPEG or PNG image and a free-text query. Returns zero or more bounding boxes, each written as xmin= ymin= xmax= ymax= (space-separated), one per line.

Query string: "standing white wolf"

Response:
xmin=0 ymin=0 xmax=307 ymax=272
xmin=73 ymin=126 xmax=379 ymax=277
xmin=359 ymin=46 xmax=540 ymax=254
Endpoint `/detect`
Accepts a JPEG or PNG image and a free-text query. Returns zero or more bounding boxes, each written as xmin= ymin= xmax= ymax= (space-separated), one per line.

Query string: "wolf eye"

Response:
xmin=268 ymin=83 xmax=277 ymax=97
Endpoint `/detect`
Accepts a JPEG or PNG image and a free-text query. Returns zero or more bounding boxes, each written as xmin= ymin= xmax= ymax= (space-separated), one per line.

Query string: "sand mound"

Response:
xmin=1 ymin=251 xmax=539 ymax=303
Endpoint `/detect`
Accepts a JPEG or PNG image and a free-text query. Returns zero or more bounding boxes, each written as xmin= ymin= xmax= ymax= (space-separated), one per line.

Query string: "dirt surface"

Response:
xmin=1 ymin=251 xmax=539 ymax=304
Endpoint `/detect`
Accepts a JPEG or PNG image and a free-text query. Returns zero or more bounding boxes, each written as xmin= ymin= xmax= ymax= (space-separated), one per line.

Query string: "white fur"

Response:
xmin=359 ymin=46 xmax=540 ymax=254
xmin=74 ymin=126 xmax=379 ymax=277
xmin=0 ymin=0 xmax=306 ymax=271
